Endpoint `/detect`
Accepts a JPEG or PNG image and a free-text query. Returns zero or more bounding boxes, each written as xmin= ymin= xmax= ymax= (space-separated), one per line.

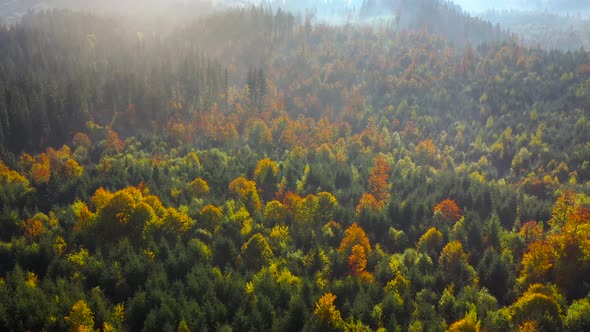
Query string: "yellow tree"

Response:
xmin=60 ymin=159 xmax=84 ymax=178
xmin=98 ymin=190 xmax=136 ymax=241
xmin=239 ymin=233 xmax=274 ymax=271
xmin=189 ymin=177 xmax=210 ymax=198
xmin=264 ymin=200 xmax=287 ymax=226
xmin=30 ymin=154 xmax=51 ymax=185
xmin=199 ymin=204 xmax=223 ymax=232
xmin=161 ymin=208 xmax=191 ymax=235
xmin=317 ymin=191 xmax=338 ymax=223
xmin=415 ymin=139 xmax=436 ymax=165
xmin=314 ymin=293 xmax=343 ymax=329
xmin=549 ymin=206 xmax=590 ymax=295
xmin=229 ymin=176 xmax=261 ymax=213
xmin=548 ymin=190 xmax=577 ymax=230
xmin=511 ymin=284 xmax=562 ymax=329
xmin=447 ymin=309 xmax=480 ymax=332
xmin=254 ymin=158 xmax=279 ymax=201
xmin=439 ymin=241 xmax=476 ymax=288
xmin=65 ymin=300 xmax=94 ymax=332
xmin=417 ymin=227 xmax=443 ymax=257
xmin=0 ymin=160 xmax=32 ymax=204
xmin=517 ymin=241 xmax=554 ymax=287
xmin=295 ymin=194 xmax=319 ymax=226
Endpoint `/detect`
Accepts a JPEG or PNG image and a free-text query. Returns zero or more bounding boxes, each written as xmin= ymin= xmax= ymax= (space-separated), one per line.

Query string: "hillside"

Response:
xmin=0 ymin=6 xmax=590 ymax=332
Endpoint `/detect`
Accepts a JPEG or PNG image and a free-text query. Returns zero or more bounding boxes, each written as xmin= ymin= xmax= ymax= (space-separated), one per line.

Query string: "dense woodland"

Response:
xmin=1 ymin=5 xmax=590 ymax=332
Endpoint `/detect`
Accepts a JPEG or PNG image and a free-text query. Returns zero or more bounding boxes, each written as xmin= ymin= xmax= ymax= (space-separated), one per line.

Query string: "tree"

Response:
xmin=434 ymin=199 xmax=462 ymax=223
xmin=447 ymin=308 xmax=480 ymax=332
xmin=511 ymin=284 xmax=563 ymax=331
xmin=368 ymin=155 xmax=391 ymax=203
xmin=239 ymin=233 xmax=274 ymax=271
xmin=98 ymin=190 xmax=136 ymax=241
xmin=65 ymin=300 xmax=95 ymax=332
xmin=415 ymin=139 xmax=436 ymax=164
xmin=348 ymin=244 xmax=373 ymax=282
xmin=199 ymin=204 xmax=223 ymax=232
xmin=519 ymin=221 xmax=544 ymax=244
xmin=313 ymin=293 xmax=343 ymax=329
xmin=0 ymin=160 xmax=32 ymax=205
xmin=439 ymin=241 xmax=476 ymax=289
xmin=72 ymin=132 xmax=92 ymax=149
xmin=264 ymin=200 xmax=287 ymax=226
xmin=317 ymin=192 xmax=338 ymax=223
xmin=339 ymin=223 xmax=372 ymax=255
xmin=518 ymin=241 xmax=553 ymax=287
xmin=23 ymin=214 xmax=48 ymax=240
xmin=417 ymin=227 xmax=443 ymax=257
xmin=189 ymin=177 xmax=210 ymax=198
xmin=294 ymin=194 xmax=319 ymax=226
xmin=161 ymin=207 xmax=191 ymax=235
xmin=564 ymin=298 xmax=590 ymax=331
xmin=254 ymin=158 xmax=279 ymax=201
xmin=105 ymin=128 xmax=125 ymax=154
xmin=548 ymin=191 xmax=577 ymax=230
xmin=356 ymin=193 xmax=381 ymax=215
xmin=229 ymin=176 xmax=261 ymax=213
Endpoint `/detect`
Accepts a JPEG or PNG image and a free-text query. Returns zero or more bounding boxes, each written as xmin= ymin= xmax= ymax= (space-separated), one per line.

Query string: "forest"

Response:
xmin=1 ymin=2 xmax=590 ymax=332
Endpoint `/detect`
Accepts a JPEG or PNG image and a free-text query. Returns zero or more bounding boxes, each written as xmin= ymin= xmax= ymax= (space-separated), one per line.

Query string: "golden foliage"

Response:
xmin=254 ymin=158 xmax=278 ymax=182
xmin=447 ymin=309 xmax=480 ymax=332
xmin=72 ymin=201 xmax=96 ymax=232
xmin=24 ymin=216 xmax=46 ymax=240
xmin=348 ymin=244 xmax=374 ymax=282
xmin=189 ymin=178 xmax=210 ymax=197
xmin=416 ymin=139 xmax=436 ymax=164
xmin=229 ymin=176 xmax=261 ymax=212
xmin=239 ymin=233 xmax=274 ymax=270
xmin=356 ymin=193 xmax=381 ymax=215
xmin=439 ymin=241 xmax=469 ymax=269
xmin=339 ymin=223 xmax=372 ymax=254
xmin=65 ymin=300 xmax=95 ymax=332
xmin=519 ymin=221 xmax=544 ymax=244
xmin=518 ymin=241 xmax=553 ymax=286
xmin=417 ymin=227 xmax=443 ymax=254
xmin=549 ymin=190 xmax=577 ymax=229
xmin=199 ymin=204 xmax=223 ymax=231
xmin=511 ymin=284 xmax=562 ymax=325
xmin=314 ymin=293 xmax=343 ymax=328
xmin=264 ymin=200 xmax=287 ymax=225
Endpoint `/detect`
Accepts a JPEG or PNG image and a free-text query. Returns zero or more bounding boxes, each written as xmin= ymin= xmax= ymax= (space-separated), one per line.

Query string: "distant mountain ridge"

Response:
xmin=0 ymin=0 xmax=214 ymax=23
xmin=3 ymin=0 xmax=587 ymax=50
xmin=358 ymin=0 xmax=510 ymax=45
xmin=482 ymin=9 xmax=590 ymax=50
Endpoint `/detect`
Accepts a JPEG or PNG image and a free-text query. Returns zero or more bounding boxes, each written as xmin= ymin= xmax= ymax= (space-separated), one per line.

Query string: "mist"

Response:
xmin=451 ymin=0 xmax=590 ymax=16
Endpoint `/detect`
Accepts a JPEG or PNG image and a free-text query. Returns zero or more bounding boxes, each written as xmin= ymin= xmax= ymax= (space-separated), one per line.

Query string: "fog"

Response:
xmin=451 ymin=0 xmax=590 ymax=15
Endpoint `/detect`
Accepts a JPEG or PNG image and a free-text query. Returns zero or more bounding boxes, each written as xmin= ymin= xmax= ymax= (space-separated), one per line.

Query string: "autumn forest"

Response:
xmin=1 ymin=2 xmax=590 ymax=331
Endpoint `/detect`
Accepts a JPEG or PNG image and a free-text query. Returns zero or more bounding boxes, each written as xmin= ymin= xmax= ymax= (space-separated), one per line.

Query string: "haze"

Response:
xmin=452 ymin=0 xmax=590 ymax=15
